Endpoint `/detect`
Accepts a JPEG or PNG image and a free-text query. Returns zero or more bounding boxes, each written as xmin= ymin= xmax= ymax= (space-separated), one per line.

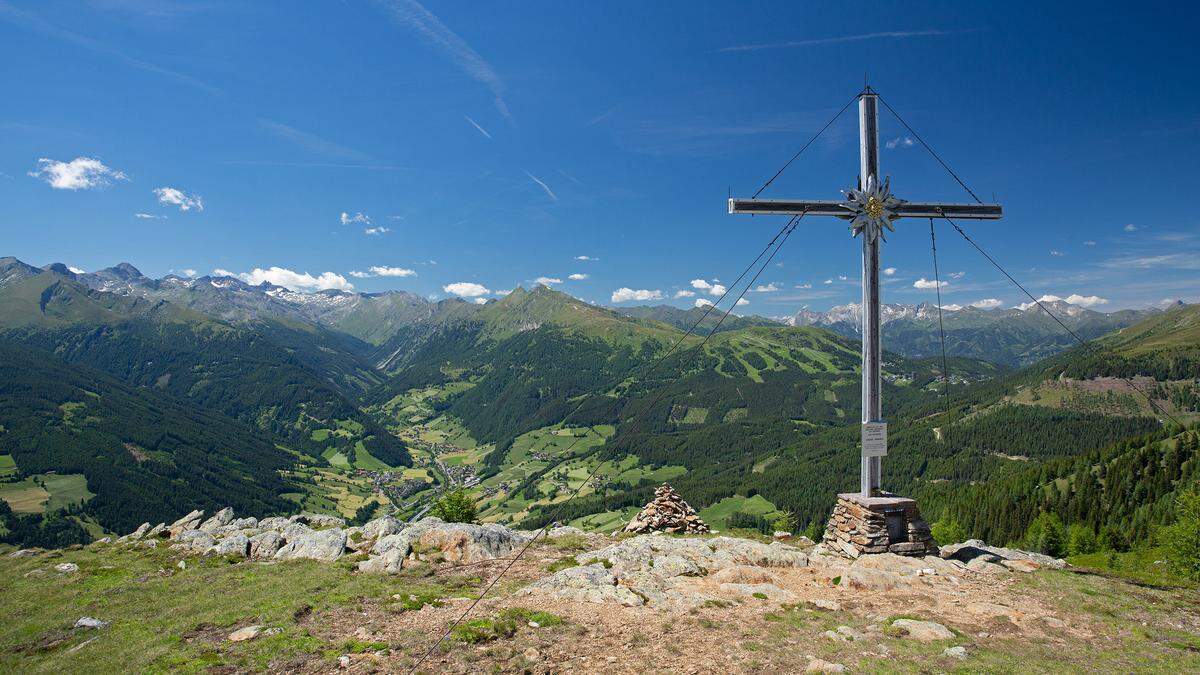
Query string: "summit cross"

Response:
xmin=728 ymin=86 xmax=1003 ymax=497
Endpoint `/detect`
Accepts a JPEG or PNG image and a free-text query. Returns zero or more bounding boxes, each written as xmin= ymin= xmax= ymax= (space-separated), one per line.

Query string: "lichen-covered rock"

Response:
xmin=249 ymin=531 xmax=284 ymax=559
xmin=718 ymin=582 xmax=796 ymax=603
xmin=168 ymin=509 xmax=204 ymax=537
xmin=940 ymin=539 xmax=1065 ymax=570
xmin=274 ymin=527 xmax=347 ymax=562
xmin=290 ymin=513 xmax=345 ymax=529
xmin=257 ymin=516 xmax=291 ymax=531
xmin=407 ymin=518 xmax=528 ymax=563
xmin=360 ymin=516 xmax=402 ymax=541
xmin=211 ymin=533 xmax=250 ymax=557
xmin=120 ymin=522 xmax=151 ymax=542
xmin=174 ymin=529 xmax=216 ymax=553
xmin=547 ymin=525 xmax=585 ymax=539
xmin=890 ymin=618 xmax=955 ymax=641
xmin=525 ymin=565 xmax=645 ymax=606
xmin=198 ymin=507 xmax=235 ymax=532
xmin=357 ymin=548 xmax=406 ymax=574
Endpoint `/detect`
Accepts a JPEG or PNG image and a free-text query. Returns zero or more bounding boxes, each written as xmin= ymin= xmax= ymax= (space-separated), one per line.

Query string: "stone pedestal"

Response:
xmin=822 ymin=492 xmax=938 ymax=558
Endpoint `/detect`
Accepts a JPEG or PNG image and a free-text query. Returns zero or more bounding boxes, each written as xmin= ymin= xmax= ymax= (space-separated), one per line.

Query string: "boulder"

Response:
xmin=405 ymin=519 xmax=528 ymax=564
xmin=257 ymin=516 xmax=291 ymax=531
xmin=547 ymin=525 xmax=585 ymax=539
xmin=168 ymin=509 xmax=204 ymax=537
xmin=198 ymin=507 xmax=235 ymax=532
xmin=146 ymin=523 xmax=167 ymax=539
xmin=371 ymin=532 xmax=413 ymax=557
xmin=944 ymin=646 xmax=968 ymax=660
xmin=249 ymin=531 xmax=284 ymax=559
xmin=290 ymin=513 xmax=346 ymax=529
xmin=228 ymin=625 xmax=264 ymax=642
xmin=805 ymin=658 xmax=846 ymax=673
xmin=360 ymin=516 xmax=402 ymax=541
xmin=174 ymin=529 xmax=216 ymax=553
xmin=524 ymin=565 xmax=645 ymax=607
xmin=710 ymin=565 xmax=777 ymax=585
xmin=55 ymin=562 xmax=80 ymax=573
xmin=891 ymin=619 xmax=955 ymax=641
xmin=212 ymin=533 xmax=250 ymax=557
xmin=357 ymin=548 xmax=406 ymax=574
xmin=121 ymin=522 xmax=151 ymax=542
xmin=718 ymin=582 xmax=796 ymax=603
xmin=274 ymin=528 xmax=347 ymax=562
xmin=940 ymin=539 xmax=1065 ymax=569
xmin=74 ymin=617 xmax=109 ymax=630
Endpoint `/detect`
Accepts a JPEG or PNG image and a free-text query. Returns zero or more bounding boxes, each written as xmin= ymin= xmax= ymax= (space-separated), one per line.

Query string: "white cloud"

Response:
xmin=213 ymin=268 xmax=236 ymax=278
xmin=1124 ymin=223 xmax=1138 ymax=232
xmin=913 ymin=278 xmax=948 ymax=289
xmin=883 ymin=267 xmax=896 ymax=276
xmin=29 ymin=157 xmax=127 ymax=190
xmin=823 ymin=279 xmax=833 ymax=285
xmin=673 ymin=289 xmax=695 ymax=298
xmin=350 ymin=266 xmax=417 ymax=278
xmin=939 ymin=303 xmax=963 ymax=311
xmin=68 ymin=266 xmax=86 ymax=274
xmin=753 ymin=282 xmax=780 ymax=292
xmin=1050 ymin=250 xmax=1065 ymax=257
xmin=795 ymin=283 xmax=813 ymax=289
xmin=736 ymin=297 xmax=750 ymax=306
xmin=340 ymin=211 xmax=371 ymax=225
xmin=364 ymin=226 xmax=390 ymax=235
xmin=236 ymin=266 xmax=353 ymax=291
xmin=1083 ymin=240 xmax=1097 ymax=246
xmin=444 ymin=282 xmax=491 ymax=297
xmin=464 ymin=115 xmax=491 ymax=139
xmin=690 ymin=279 xmax=726 ymax=296
xmin=885 ymin=136 xmax=915 ymax=149
xmin=525 ymin=171 xmax=557 ymax=201
xmin=838 ymin=274 xmax=849 ymax=281
xmin=575 ymin=255 xmax=597 ymax=261
xmin=611 ymin=287 xmax=663 ymax=303
xmin=180 ymin=268 xmax=197 ymax=277
xmin=534 ymin=276 xmax=562 ymax=285
xmin=494 ymin=289 xmax=512 ymax=296
xmin=154 ymin=187 xmax=203 ymax=212
xmin=472 ymin=297 xmax=488 ymax=305
xmin=135 ymin=212 xmax=167 ymax=220
xmin=568 ymin=273 xmax=588 ymax=281
xmin=1015 ymin=294 xmax=1109 ymax=310
xmin=970 ymin=298 xmax=1003 ymax=309
xmin=694 ymin=298 xmax=713 ymax=308
xmin=949 ymin=271 xmax=965 ymax=280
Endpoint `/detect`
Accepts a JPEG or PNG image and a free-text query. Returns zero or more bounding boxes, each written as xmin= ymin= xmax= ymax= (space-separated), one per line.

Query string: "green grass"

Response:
xmin=0 ymin=454 xmax=16 ymax=478
xmin=699 ymin=494 xmax=786 ymax=530
xmin=1067 ymin=546 xmax=1196 ymax=588
xmin=0 ymin=545 xmax=454 ymax=673
xmin=0 ymin=473 xmax=93 ymax=514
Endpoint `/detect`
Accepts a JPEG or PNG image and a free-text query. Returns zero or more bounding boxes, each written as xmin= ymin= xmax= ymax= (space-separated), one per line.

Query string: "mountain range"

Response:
xmin=0 ymin=255 xmax=1196 ymax=552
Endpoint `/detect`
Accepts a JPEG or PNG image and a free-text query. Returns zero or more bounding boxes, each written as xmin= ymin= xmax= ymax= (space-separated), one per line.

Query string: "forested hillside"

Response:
xmin=0 ymin=343 xmax=295 ymax=534
xmin=0 ymin=265 xmax=409 ymax=467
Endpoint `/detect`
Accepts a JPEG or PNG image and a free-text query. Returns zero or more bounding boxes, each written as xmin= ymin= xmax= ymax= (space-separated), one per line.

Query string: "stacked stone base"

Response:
xmin=823 ymin=492 xmax=938 ymax=558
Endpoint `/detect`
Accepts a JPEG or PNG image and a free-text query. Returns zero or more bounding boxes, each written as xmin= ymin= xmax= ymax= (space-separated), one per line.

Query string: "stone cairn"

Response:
xmin=624 ymin=483 xmax=710 ymax=534
xmin=823 ymin=492 xmax=938 ymax=558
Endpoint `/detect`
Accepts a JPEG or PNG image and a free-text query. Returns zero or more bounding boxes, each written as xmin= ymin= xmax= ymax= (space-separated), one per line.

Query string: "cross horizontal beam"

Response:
xmin=728 ymin=198 xmax=1002 ymax=220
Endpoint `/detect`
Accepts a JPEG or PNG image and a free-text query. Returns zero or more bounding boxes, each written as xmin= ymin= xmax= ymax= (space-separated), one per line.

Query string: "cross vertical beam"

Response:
xmin=859 ymin=91 xmax=882 ymax=497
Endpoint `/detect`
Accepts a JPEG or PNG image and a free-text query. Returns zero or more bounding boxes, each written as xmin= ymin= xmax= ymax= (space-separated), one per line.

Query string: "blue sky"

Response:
xmin=2 ymin=0 xmax=1198 ymax=314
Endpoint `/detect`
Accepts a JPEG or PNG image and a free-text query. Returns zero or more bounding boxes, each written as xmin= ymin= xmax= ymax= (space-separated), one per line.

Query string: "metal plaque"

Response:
xmin=862 ymin=421 xmax=888 ymax=458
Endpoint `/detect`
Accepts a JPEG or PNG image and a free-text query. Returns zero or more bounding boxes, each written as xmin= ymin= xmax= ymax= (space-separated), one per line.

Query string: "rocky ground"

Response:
xmin=2 ymin=509 xmax=1199 ymax=673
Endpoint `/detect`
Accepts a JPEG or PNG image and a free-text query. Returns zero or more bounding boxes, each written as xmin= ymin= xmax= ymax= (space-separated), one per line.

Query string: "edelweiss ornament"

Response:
xmin=842 ymin=176 xmax=902 ymax=242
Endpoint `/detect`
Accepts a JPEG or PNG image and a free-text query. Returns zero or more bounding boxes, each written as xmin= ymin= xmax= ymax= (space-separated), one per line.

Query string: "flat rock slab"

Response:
xmin=891 ymin=618 xmax=955 ymax=641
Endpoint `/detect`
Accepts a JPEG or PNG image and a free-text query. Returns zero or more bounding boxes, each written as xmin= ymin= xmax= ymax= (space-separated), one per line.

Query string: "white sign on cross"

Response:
xmin=728 ymin=86 xmax=1003 ymax=497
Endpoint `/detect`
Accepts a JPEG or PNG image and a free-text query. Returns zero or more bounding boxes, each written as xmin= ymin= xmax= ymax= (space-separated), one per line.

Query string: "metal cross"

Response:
xmin=728 ymin=86 xmax=1003 ymax=497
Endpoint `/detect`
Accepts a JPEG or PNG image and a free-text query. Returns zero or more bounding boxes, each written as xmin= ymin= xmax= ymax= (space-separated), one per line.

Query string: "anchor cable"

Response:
xmin=938 ymin=211 xmax=1187 ymax=431
xmin=752 ymin=93 xmax=861 ymax=198
xmin=928 ymin=218 xmax=952 ymax=416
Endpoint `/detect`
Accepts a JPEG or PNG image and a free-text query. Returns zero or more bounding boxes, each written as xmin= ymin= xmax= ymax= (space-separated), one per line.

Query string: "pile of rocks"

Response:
xmin=822 ymin=493 xmax=938 ymax=558
xmin=113 ymin=507 xmax=528 ymax=572
xmin=624 ymin=484 xmax=710 ymax=534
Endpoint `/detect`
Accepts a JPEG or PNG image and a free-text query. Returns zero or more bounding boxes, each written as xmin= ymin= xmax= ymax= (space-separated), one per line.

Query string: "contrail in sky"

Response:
xmin=718 ymin=29 xmax=971 ymax=53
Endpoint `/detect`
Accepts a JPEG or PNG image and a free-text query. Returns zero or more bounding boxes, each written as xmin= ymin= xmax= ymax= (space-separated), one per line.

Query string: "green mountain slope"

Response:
xmin=0 ymin=342 xmax=295 ymax=533
xmin=0 ymin=265 xmax=409 ymax=467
